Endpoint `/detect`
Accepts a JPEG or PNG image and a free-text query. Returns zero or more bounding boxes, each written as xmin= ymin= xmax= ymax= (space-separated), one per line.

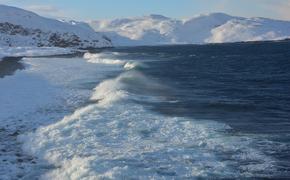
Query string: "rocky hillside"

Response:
xmin=0 ymin=5 xmax=112 ymax=48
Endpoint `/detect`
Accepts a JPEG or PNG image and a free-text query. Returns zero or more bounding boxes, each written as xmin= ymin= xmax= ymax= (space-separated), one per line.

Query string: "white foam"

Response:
xmin=84 ymin=52 xmax=141 ymax=71
xmin=2 ymin=53 xmax=276 ymax=179
xmin=0 ymin=56 xmax=123 ymax=179
xmin=123 ymin=62 xmax=139 ymax=70
xmin=90 ymin=70 xmax=153 ymax=107
xmin=83 ymin=52 xmax=124 ymax=65
xmin=19 ymin=69 xmax=278 ymax=179
xmin=90 ymin=77 xmax=127 ymax=108
xmin=20 ymin=99 xmax=276 ymax=178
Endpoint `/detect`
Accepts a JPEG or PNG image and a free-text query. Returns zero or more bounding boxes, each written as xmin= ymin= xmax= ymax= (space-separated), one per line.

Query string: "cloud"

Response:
xmin=274 ymin=0 xmax=290 ymax=20
xmin=0 ymin=0 xmax=11 ymax=3
xmin=26 ymin=5 xmax=59 ymax=13
xmin=25 ymin=4 xmax=69 ymax=19
xmin=249 ymin=0 xmax=290 ymax=20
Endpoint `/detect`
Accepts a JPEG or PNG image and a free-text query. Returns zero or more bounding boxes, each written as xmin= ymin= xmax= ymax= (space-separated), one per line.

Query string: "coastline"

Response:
xmin=0 ymin=55 xmax=95 ymax=179
xmin=0 ymin=50 xmax=88 ymax=79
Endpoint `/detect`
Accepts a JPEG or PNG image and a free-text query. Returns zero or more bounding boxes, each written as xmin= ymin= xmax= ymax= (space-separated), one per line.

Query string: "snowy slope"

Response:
xmin=101 ymin=31 xmax=143 ymax=46
xmin=206 ymin=18 xmax=290 ymax=43
xmin=0 ymin=5 xmax=112 ymax=48
xmin=90 ymin=14 xmax=180 ymax=45
xmin=90 ymin=13 xmax=290 ymax=46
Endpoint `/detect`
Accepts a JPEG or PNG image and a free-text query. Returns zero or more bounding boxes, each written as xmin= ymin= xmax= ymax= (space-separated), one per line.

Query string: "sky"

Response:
xmin=0 ymin=0 xmax=290 ymax=21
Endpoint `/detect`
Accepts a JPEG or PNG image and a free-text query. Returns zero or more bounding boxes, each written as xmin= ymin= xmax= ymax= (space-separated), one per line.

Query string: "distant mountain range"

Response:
xmin=89 ymin=13 xmax=290 ymax=46
xmin=1 ymin=4 xmax=290 ymax=48
xmin=0 ymin=5 xmax=112 ymax=48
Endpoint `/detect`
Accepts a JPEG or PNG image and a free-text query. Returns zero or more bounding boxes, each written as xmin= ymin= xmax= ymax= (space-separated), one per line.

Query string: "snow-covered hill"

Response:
xmin=90 ymin=13 xmax=290 ymax=46
xmin=1 ymin=4 xmax=289 ymax=48
xmin=0 ymin=5 xmax=112 ymax=48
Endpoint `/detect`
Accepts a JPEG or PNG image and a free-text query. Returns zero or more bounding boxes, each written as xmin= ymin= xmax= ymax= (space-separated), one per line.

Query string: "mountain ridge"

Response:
xmin=1 ymin=4 xmax=289 ymax=47
xmin=89 ymin=13 xmax=290 ymax=46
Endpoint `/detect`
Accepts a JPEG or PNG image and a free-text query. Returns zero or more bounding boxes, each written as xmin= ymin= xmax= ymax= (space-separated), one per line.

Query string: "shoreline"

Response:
xmin=0 ymin=51 xmax=88 ymax=79
xmin=0 ymin=55 xmax=93 ymax=179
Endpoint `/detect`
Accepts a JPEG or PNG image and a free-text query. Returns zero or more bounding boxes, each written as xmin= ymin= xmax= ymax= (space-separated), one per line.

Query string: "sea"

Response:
xmin=1 ymin=40 xmax=290 ymax=179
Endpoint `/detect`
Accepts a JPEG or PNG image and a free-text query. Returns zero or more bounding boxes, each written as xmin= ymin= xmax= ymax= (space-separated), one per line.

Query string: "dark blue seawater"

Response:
xmin=3 ymin=41 xmax=290 ymax=179
xmin=102 ymin=40 xmax=290 ymax=178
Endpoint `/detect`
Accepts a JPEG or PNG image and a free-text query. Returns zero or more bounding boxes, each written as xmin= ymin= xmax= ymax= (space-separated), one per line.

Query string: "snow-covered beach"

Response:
xmin=0 ymin=53 xmax=119 ymax=179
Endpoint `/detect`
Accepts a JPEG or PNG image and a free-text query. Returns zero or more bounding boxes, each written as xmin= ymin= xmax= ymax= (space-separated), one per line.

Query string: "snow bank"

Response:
xmin=0 ymin=47 xmax=76 ymax=60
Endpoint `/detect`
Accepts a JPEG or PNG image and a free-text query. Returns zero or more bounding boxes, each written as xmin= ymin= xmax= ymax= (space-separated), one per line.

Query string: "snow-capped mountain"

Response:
xmin=90 ymin=13 xmax=290 ymax=46
xmin=0 ymin=5 xmax=112 ymax=48
xmin=1 ymin=4 xmax=289 ymax=48
xmin=206 ymin=17 xmax=290 ymax=43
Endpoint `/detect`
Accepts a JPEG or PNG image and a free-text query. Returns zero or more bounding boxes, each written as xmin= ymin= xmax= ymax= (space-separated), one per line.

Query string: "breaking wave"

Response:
xmin=83 ymin=52 xmax=124 ymax=65
xmin=19 ymin=51 xmax=281 ymax=179
xmin=84 ymin=52 xmax=142 ymax=71
xmin=20 ymin=77 xmax=277 ymax=178
xmin=124 ymin=62 xmax=139 ymax=70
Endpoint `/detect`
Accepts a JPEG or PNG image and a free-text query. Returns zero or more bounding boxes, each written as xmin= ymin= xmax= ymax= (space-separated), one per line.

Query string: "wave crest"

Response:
xmin=84 ymin=52 xmax=142 ymax=71
xmin=83 ymin=52 xmax=124 ymax=65
xmin=91 ymin=77 xmax=127 ymax=108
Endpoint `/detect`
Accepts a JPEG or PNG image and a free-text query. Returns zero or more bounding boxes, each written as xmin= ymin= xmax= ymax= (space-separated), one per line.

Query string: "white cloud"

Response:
xmin=25 ymin=4 xmax=69 ymax=19
xmin=275 ymin=1 xmax=290 ymax=20
xmin=26 ymin=5 xmax=59 ymax=13
xmin=243 ymin=0 xmax=290 ymax=20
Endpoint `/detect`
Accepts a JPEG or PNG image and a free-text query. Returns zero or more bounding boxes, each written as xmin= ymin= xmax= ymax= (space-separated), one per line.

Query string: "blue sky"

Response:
xmin=0 ymin=0 xmax=290 ymax=21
